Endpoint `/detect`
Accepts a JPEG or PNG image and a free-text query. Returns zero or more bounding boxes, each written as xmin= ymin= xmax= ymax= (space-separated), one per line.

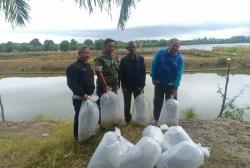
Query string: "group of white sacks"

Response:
xmin=87 ymin=125 xmax=210 ymax=168
xmin=78 ymin=91 xmax=121 ymax=141
xmin=78 ymin=91 xmax=179 ymax=141
xmin=78 ymin=91 xmax=210 ymax=167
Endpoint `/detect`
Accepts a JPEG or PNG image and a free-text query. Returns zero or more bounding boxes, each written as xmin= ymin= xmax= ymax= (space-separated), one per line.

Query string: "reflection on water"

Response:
xmin=0 ymin=74 xmax=249 ymax=121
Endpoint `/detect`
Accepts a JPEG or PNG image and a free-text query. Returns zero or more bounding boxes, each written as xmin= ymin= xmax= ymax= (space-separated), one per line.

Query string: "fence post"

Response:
xmin=219 ymin=58 xmax=231 ymax=117
xmin=0 ymin=94 xmax=5 ymax=122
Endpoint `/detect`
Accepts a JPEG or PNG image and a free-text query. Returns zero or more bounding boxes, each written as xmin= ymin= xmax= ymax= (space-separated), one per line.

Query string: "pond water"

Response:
xmin=140 ymin=43 xmax=250 ymax=51
xmin=0 ymin=73 xmax=249 ymax=121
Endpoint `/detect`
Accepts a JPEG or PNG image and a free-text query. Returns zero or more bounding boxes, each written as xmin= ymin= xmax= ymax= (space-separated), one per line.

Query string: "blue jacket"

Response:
xmin=150 ymin=49 xmax=184 ymax=88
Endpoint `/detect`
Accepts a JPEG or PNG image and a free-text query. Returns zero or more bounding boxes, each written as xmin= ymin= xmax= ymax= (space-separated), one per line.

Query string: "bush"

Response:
xmin=183 ymin=107 xmax=198 ymax=119
xmin=217 ymin=57 xmax=228 ymax=65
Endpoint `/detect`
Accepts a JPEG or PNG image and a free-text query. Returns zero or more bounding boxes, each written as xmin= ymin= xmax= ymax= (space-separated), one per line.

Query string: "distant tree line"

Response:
xmin=1 ymin=35 xmax=250 ymax=53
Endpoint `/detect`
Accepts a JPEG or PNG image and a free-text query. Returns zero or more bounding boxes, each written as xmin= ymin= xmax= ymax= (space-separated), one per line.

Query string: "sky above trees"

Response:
xmin=1 ymin=0 xmax=250 ymax=42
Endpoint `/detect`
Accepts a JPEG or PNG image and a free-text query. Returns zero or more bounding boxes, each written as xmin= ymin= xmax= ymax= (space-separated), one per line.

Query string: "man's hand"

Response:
xmin=172 ymin=88 xmax=177 ymax=98
xmin=104 ymin=85 xmax=111 ymax=93
xmin=117 ymin=79 xmax=121 ymax=89
xmin=123 ymin=88 xmax=128 ymax=95
xmin=81 ymin=95 xmax=89 ymax=101
xmin=152 ymin=80 xmax=159 ymax=85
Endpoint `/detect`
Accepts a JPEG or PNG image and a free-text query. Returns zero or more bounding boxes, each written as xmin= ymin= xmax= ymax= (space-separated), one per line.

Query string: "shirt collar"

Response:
xmin=128 ymin=53 xmax=139 ymax=60
xmin=167 ymin=48 xmax=178 ymax=56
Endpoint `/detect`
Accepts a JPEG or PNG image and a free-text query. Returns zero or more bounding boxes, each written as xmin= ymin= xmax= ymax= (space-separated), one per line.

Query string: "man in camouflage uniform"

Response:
xmin=94 ymin=38 xmax=119 ymax=103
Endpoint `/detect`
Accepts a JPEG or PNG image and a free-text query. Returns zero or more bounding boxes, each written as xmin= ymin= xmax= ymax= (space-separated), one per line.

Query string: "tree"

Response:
xmin=70 ymin=39 xmax=78 ymax=51
xmin=4 ymin=42 xmax=15 ymax=52
xmin=44 ymin=40 xmax=57 ymax=51
xmin=94 ymin=39 xmax=104 ymax=50
xmin=84 ymin=39 xmax=94 ymax=48
xmin=159 ymin=39 xmax=168 ymax=47
xmin=0 ymin=0 xmax=140 ymax=29
xmin=0 ymin=44 xmax=4 ymax=52
xmin=29 ymin=38 xmax=42 ymax=46
xmin=19 ymin=43 xmax=32 ymax=52
xmin=59 ymin=40 xmax=71 ymax=52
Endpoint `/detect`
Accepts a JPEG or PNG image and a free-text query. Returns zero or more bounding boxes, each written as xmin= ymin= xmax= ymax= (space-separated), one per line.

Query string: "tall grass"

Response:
xmin=213 ymin=46 xmax=250 ymax=53
xmin=183 ymin=107 xmax=198 ymax=119
xmin=0 ymin=118 xmax=144 ymax=168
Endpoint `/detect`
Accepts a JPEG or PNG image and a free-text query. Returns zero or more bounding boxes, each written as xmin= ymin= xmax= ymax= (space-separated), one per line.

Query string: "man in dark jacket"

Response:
xmin=150 ymin=38 xmax=184 ymax=121
xmin=66 ymin=47 xmax=95 ymax=142
xmin=119 ymin=41 xmax=146 ymax=124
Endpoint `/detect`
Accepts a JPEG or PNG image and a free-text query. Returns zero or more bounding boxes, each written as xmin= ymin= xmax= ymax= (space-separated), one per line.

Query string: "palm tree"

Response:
xmin=0 ymin=0 xmax=140 ymax=29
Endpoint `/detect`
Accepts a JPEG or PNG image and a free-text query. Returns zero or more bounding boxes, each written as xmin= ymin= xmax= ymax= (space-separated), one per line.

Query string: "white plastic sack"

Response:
xmin=78 ymin=100 xmax=99 ymax=142
xmin=120 ymin=137 xmax=161 ymax=168
xmin=162 ymin=126 xmax=211 ymax=157
xmin=142 ymin=125 xmax=164 ymax=146
xmin=156 ymin=140 xmax=204 ymax=168
xmin=161 ymin=126 xmax=192 ymax=151
xmin=132 ymin=94 xmax=153 ymax=125
xmin=197 ymin=143 xmax=211 ymax=158
xmin=100 ymin=91 xmax=122 ymax=128
xmin=157 ymin=97 xmax=179 ymax=126
xmin=87 ymin=128 xmax=134 ymax=168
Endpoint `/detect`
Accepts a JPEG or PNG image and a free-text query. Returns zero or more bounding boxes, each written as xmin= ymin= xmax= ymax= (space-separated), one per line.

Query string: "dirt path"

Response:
xmin=181 ymin=119 xmax=250 ymax=168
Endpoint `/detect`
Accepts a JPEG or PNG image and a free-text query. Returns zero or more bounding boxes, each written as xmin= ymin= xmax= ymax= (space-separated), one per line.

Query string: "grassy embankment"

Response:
xmin=0 ymin=115 xmax=250 ymax=168
xmin=1 ymin=46 xmax=250 ymax=76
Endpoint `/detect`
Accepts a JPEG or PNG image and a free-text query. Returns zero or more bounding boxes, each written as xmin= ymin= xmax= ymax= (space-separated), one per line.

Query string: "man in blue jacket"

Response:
xmin=150 ymin=38 xmax=184 ymax=121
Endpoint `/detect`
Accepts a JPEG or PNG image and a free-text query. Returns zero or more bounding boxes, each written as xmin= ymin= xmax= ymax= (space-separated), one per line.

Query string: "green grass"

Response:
xmin=217 ymin=57 xmax=228 ymax=65
xmin=0 ymin=120 xmax=144 ymax=168
xmin=1 ymin=117 xmax=250 ymax=168
xmin=183 ymin=107 xmax=198 ymax=119
xmin=213 ymin=46 xmax=250 ymax=53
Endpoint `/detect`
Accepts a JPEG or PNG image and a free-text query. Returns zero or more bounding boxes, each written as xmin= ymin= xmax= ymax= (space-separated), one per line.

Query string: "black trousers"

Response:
xmin=123 ymin=88 xmax=141 ymax=123
xmin=72 ymin=99 xmax=82 ymax=138
xmin=153 ymin=84 xmax=177 ymax=121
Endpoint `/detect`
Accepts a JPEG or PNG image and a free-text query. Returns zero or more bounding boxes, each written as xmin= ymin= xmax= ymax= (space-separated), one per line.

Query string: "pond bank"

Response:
xmin=0 ymin=118 xmax=249 ymax=168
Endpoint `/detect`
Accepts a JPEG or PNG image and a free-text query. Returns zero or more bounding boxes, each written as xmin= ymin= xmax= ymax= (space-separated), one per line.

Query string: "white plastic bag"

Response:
xmin=156 ymin=141 xmax=204 ymax=168
xmin=157 ymin=97 xmax=179 ymax=126
xmin=162 ymin=126 xmax=211 ymax=157
xmin=120 ymin=137 xmax=161 ymax=168
xmin=161 ymin=126 xmax=192 ymax=151
xmin=78 ymin=100 xmax=99 ymax=142
xmin=87 ymin=128 xmax=134 ymax=168
xmin=132 ymin=93 xmax=153 ymax=125
xmin=100 ymin=91 xmax=122 ymax=128
xmin=142 ymin=125 xmax=164 ymax=146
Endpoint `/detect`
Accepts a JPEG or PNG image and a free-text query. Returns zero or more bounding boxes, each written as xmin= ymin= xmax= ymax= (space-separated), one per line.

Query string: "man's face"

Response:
xmin=169 ymin=42 xmax=180 ymax=55
xmin=127 ymin=45 xmax=136 ymax=55
xmin=104 ymin=42 xmax=115 ymax=55
xmin=79 ymin=48 xmax=90 ymax=62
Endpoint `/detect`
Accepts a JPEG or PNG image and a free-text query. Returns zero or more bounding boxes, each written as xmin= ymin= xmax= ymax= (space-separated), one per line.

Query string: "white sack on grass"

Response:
xmin=87 ymin=128 xmax=133 ymax=168
xmin=120 ymin=137 xmax=161 ymax=168
xmin=100 ymin=91 xmax=122 ymax=128
xmin=78 ymin=100 xmax=99 ymax=142
xmin=161 ymin=126 xmax=192 ymax=151
xmin=132 ymin=93 xmax=153 ymax=125
xmin=162 ymin=126 xmax=211 ymax=157
xmin=158 ymin=97 xmax=179 ymax=126
xmin=142 ymin=125 xmax=163 ymax=146
xmin=156 ymin=140 xmax=204 ymax=168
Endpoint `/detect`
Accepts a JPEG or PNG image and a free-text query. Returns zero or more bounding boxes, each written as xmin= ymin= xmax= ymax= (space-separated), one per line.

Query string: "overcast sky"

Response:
xmin=1 ymin=0 xmax=250 ymax=43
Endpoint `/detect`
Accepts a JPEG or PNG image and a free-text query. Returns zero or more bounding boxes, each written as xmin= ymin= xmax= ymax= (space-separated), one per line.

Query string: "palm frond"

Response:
xmin=0 ymin=0 xmax=30 ymax=28
xmin=117 ymin=0 xmax=138 ymax=30
xmin=74 ymin=0 xmax=139 ymax=29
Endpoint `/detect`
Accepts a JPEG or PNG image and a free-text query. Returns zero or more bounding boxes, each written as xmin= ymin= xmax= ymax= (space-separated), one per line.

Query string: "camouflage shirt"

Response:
xmin=94 ymin=53 xmax=119 ymax=92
